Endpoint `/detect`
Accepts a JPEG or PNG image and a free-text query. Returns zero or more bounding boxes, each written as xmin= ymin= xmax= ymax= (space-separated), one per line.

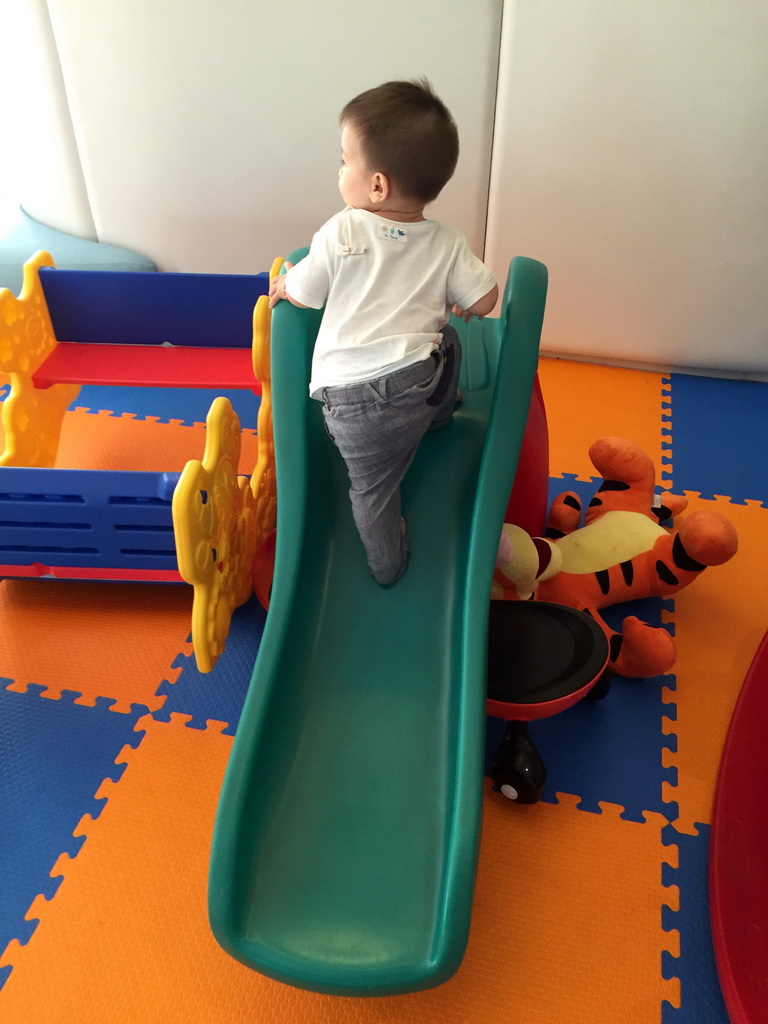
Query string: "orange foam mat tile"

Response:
xmin=662 ymin=494 xmax=768 ymax=835
xmin=0 ymin=713 xmax=677 ymax=1024
xmin=56 ymin=407 xmax=259 ymax=474
xmin=538 ymin=358 xmax=667 ymax=480
xmin=0 ymin=580 xmax=192 ymax=713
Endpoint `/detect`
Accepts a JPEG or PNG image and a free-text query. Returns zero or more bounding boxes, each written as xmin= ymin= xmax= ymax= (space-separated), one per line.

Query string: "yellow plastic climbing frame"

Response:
xmin=172 ymin=258 xmax=282 ymax=672
xmin=172 ymin=396 xmax=258 ymax=673
xmin=0 ymin=247 xmax=281 ymax=673
xmin=0 ymin=251 xmax=81 ymax=467
xmin=250 ymin=258 xmax=281 ymax=544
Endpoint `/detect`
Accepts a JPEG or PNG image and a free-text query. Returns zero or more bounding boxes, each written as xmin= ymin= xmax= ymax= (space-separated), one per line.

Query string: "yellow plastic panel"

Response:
xmin=249 ymin=257 xmax=282 ymax=547
xmin=1 ymin=371 xmax=81 ymax=467
xmin=172 ymin=397 xmax=257 ymax=673
xmin=0 ymin=250 xmax=80 ymax=466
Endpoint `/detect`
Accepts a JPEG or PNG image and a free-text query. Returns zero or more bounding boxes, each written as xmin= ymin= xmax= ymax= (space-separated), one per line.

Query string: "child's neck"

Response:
xmin=374 ymin=207 xmax=426 ymax=223
xmin=357 ymin=201 xmax=426 ymax=223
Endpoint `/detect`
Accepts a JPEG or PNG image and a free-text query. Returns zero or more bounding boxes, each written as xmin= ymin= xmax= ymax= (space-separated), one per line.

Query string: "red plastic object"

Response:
xmin=32 ymin=343 xmax=262 ymax=392
xmin=485 ymin=678 xmax=601 ymax=722
xmin=709 ymin=628 xmax=768 ymax=1023
xmin=505 ymin=374 xmax=549 ymax=537
xmin=252 ymin=530 xmax=276 ymax=611
xmin=0 ymin=564 xmax=183 ymax=583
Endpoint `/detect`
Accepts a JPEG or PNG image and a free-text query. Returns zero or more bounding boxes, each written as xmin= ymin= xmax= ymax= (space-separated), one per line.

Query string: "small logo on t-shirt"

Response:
xmin=376 ymin=223 xmax=408 ymax=242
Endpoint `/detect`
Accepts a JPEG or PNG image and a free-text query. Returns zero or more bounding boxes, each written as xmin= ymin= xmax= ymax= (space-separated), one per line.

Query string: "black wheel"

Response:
xmin=489 ymin=722 xmax=546 ymax=804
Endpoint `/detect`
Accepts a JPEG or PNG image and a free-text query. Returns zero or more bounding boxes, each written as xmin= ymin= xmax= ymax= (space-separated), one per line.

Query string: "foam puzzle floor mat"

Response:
xmin=1 ymin=360 xmax=766 ymax=1022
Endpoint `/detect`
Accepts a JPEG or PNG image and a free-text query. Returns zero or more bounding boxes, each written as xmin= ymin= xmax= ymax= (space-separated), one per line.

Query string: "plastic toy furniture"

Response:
xmin=709 ymin=627 xmax=768 ymax=1024
xmin=0 ymin=253 xmax=281 ymax=673
xmin=486 ymin=600 xmax=610 ymax=802
xmin=208 ymin=253 xmax=548 ymax=996
xmin=0 ymin=250 xmax=269 ymax=468
xmin=33 ymin=257 xmax=269 ymax=391
xmin=0 ymin=388 xmax=274 ymax=675
xmin=0 ymin=466 xmax=184 ymax=583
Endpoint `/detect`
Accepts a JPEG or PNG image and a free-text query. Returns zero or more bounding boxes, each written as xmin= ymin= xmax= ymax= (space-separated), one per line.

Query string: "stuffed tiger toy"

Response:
xmin=494 ymin=436 xmax=739 ymax=678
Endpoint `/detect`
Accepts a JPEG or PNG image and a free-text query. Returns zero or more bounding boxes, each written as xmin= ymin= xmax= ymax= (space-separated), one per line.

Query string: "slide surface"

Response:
xmin=208 ymin=256 xmax=547 ymax=996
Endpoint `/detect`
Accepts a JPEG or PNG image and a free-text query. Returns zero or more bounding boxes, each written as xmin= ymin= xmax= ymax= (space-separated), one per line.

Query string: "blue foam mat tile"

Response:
xmin=549 ymin=472 xmax=583 ymax=488
xmin=70 ymin=384 xmax=261 ymax=429
xmin=528 ymin=667 xmax=672 ymax=822
xmin=153 ymin=596 xmax=266 ymax=733
xmin=0 ymin=684 xmax=148 ymax=982
xmin=485 ymin=671 xmax=676 ymax=822
xmin=667 ymin=374 xmax=768 ymax=505
xmin=662 ymin=824 xmax=729 ymax=1023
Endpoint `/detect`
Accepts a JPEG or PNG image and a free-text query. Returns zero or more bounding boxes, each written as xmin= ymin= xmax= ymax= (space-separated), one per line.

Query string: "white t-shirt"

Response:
xmin=284 ymin=207 xmax=496 ymax=394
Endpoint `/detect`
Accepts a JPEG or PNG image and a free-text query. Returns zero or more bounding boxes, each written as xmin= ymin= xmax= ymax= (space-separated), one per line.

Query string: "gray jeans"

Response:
xmin=314 ymin=325 xmax=462 ymax=585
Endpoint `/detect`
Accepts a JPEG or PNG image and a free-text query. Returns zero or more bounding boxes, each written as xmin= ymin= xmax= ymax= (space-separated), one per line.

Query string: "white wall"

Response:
xmin=0 ymin=0 xmax=95 ymax=236
xmin=485 ymin=0 xmax=768 ymax=374
xmin=43 ymin=0 xmax=502 ymax=275
xmin=7 ymin=1 xmax=768 ymax=374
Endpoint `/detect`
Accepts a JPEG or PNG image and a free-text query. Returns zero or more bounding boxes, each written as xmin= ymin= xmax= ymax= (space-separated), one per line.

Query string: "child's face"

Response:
xmin=338 ymin=123 xmax=377 ymax=210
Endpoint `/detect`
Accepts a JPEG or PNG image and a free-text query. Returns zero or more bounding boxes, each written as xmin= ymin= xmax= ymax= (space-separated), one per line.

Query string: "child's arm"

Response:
xmin=268 ymin=261 xmax=309 ymax=309
xmin=452 ymin=284 xmax=499 ymax=323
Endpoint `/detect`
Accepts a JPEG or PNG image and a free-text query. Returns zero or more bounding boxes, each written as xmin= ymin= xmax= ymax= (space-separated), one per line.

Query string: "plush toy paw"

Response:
xmin=609 ymin=615 xmax=676 ymax=678
xmin=676 ymin=509 xmax=738 ymax=568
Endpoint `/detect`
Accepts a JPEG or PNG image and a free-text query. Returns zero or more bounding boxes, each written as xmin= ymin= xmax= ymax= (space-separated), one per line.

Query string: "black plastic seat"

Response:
xmin=485 ymin=601 xmax=610 ymax=802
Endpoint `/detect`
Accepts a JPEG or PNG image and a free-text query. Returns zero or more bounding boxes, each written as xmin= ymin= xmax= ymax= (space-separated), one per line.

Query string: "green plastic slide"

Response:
xmin=208 ymin=255 xmax=548 ymax=996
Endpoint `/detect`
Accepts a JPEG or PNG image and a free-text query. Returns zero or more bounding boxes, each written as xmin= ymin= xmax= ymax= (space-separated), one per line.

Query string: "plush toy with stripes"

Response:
xmin=493 ymin=436 xmax=738 ymax=678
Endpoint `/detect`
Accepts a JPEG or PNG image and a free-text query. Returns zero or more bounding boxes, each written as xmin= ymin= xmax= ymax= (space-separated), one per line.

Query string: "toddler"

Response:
xmin=269 ymin=79 xmax=498 ymax=585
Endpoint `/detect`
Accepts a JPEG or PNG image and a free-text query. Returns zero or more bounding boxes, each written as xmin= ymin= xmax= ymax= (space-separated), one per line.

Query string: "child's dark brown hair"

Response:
xmin=340 ymin=79 xmax=459 ymax=204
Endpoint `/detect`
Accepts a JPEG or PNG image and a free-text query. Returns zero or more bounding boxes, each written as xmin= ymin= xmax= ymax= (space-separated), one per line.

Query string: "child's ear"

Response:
xmin=369 ymin=171 xmax=390 ymax=205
